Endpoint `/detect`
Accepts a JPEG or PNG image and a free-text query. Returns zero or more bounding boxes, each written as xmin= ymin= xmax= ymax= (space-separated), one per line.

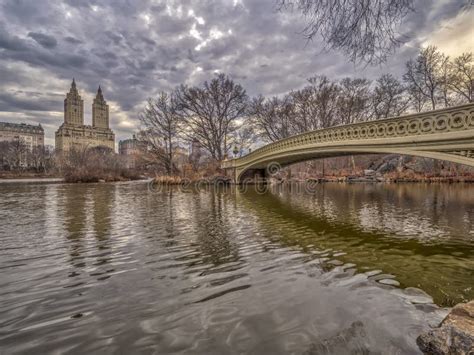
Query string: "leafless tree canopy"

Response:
xmin=277 ymin=0 xmax=414 ymax=64
xmin=404 ymin=46 xmax=450 ymax=110
xmin=250 ymin=75 xmax=365 ymax=143
xmin=249 ymin=47 xmax=473 ymax=145
xmin=59 ymin=146 xmax=135 ymax=183
xmin=133 ymin=47 xmax=472 ymax=164
xmin=231 ymin=124 xmax=257 ymax=157
xmin=249 ymin=95 xmax=295 ymax=142
xmin=337 ymin=78 xmax=372 ymax=124
xmin=292 ymin=76 xmax=341 ymax=131
xmin=372 ymin=74 xmax=409 ymax=119
xmin=175 ymin=74 xmax=248 ymax=161
xmin=139 ymin=92 xmax=180 ymax=175
xmin=448 ymin=53 xmax=474 ymax=103
xmin=0 ymin=141 xmax=52 ymax=172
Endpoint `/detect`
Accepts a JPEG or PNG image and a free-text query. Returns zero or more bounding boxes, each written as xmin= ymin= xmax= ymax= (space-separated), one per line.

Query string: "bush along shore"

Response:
xmin=63 ymin=170 xmax=141 ymax=183
xmin=59 ymin=147 xmax=142 ymax=183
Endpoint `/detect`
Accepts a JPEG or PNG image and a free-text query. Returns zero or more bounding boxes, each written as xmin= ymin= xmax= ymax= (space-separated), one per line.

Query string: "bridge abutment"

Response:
xmin=235 ymin=168 xmax=268 ymax=185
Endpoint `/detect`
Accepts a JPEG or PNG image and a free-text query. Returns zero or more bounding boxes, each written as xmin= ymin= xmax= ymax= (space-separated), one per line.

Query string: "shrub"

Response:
xmin=59 ymin=146 xmax=140 ymax=183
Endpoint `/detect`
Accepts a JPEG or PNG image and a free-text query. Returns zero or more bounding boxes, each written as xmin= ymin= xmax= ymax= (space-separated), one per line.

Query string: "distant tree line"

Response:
xmin=0 ymin=140 xmax=142 ymax=182
xmin=252 ymin=47 xmax=473 ymax=142
xmin=0 ymin=141 xmax=54 ymax=172
xmin=138 ymin=46 xmax=473 ymax=174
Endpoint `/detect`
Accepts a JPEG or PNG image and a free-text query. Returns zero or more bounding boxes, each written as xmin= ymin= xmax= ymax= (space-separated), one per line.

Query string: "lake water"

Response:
xmin=0 ymin=181 xmax=473 ymax=354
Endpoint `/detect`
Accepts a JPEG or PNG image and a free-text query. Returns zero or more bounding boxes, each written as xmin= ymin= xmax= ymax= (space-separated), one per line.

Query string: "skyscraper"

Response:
xmin=55 ymin=79 xmax=115 ymax=152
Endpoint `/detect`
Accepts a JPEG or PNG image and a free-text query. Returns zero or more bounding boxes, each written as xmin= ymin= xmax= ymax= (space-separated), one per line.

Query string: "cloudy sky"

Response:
xmin=0 ymin=0 xmax=472 ymax=146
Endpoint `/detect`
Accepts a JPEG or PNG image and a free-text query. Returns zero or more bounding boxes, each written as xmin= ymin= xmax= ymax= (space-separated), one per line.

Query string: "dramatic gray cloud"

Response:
xmin=27 ymin=32 xmax=58 ymax=48
xmin=0 ymin=0 xmax=471 ymax=146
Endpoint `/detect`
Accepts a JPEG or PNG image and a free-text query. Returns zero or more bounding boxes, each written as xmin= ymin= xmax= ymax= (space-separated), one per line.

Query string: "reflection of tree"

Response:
xmin=163 ymin=190 xmax=177 ymax=248
xmin=63 ymin=185 xmax=88 ymax=268
xmin=284 ymin=183 xmax=471 ymax=237
xmin=91 ymin=184 xmax=114 ymax=266
xmin=238 ymin=186 xmax=474 ymax=305
xmin=92 ymin=184 xmax=113 ymax=241
xmin=133 ymin=186 xmax=239 ymax=268
xmin=192 ymin=190 xmax=239 ymax=266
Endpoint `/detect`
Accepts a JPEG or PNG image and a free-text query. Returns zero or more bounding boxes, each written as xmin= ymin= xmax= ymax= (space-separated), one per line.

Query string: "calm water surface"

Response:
xmin=0 ymin=182 xmax=473 ymax=354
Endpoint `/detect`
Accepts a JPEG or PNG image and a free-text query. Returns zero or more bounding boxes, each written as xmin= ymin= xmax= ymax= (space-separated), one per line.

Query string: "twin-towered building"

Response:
xmin=55 ymin=79 xmax=115 ymax=152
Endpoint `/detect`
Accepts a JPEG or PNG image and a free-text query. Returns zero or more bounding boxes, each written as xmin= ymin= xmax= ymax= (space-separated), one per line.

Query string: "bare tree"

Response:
xmin=59 ymin=146 xmax=131 ymax=183
xmin=0 ymin=141 xmax=10 ymax=170
xmin=448 ymin=52 xmax=474 ymax=103
xmin=407 ymin=84 xmax=428 ymax=113
xmin=29 ymin=145 xmax=50 ymax=172
xmin=372 ymin=74 xmax=409 ymax=119
xmin=175 ymin=74 xmax=248 ymax=161
xmin=438 ymin=54 xmax=452 ymax=108
xmin=307 ymin=76 xmax=340 ymax=129
xmin=290 ymin=86 xmax=320 ymax=132
xmin=1 ymin=140 xmax=29 ymax=170
xmin=249 ymin=95 xmax=295 ymax=142
xmin=252 ymin=75 xmax=341 ymax=143
xmin=139 ymin=92 xmax=180 ymax=175
xmin=231 ymin=123 xmax=257 ymax=157
xmin=403 ymin=46 xmax=447 ymax=110
xmin=337 ymin=78 xmax=372 ymax=124
xmin=0 ymin=140 xmax=55 ymax=173
xmin=277 ymin=0 xmax=414 ymax=64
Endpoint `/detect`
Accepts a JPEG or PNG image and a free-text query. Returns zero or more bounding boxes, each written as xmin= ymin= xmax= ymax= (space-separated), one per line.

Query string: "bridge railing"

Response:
xmin=222 ymin=103 xmax=474 ymax=169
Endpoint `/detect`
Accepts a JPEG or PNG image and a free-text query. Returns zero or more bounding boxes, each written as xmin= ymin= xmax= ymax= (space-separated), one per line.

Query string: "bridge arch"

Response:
xmin=222 ymin=103 xmax=474 ymax=183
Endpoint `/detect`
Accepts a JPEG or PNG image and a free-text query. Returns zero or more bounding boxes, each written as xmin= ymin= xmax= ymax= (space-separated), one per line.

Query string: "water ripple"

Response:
xmin=0 ymin=182 xmax=472 ymax=354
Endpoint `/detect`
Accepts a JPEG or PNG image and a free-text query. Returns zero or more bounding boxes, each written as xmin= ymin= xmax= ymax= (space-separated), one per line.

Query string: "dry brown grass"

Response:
xmin=152 ymin=176 xmax=183 ymax=185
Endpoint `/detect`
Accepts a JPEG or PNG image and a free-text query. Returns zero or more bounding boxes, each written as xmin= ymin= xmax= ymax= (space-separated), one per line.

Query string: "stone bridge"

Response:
xmin=222 ymin=103 xmax=474 ymax=183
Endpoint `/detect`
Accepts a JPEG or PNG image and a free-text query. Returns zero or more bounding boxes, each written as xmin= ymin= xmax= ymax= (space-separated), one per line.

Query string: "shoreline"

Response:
xmin=0 ymin=177 xmax=65 ymax=184
xmin=150 ymin=176 xmax=474 ymax=185
xmin=1 ymin=176 xmax=473 ymax=185
xmin=0 ymin=177 xmax=149 ymax=184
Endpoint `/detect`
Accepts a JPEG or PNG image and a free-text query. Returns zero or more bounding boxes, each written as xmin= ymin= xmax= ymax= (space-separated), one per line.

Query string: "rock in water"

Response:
xmin=417 ymin=300 xmax=474 ymax=354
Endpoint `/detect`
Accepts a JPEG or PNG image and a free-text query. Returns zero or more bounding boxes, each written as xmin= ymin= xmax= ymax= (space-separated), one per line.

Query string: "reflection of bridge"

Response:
xmin=222 ymin=103 xmax=474 ymax=182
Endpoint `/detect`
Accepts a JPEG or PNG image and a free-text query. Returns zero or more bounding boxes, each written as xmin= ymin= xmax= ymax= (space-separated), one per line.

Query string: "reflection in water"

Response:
xmin=92 ymin=184 xmax=114 ymax=242
xmin=0 ymin=181 xmax=472 ymax=354
xmin=91 ymin=184 xmax=114 ymax=269
xmin=192 ymin=192 xmax=239 ymax=266
xmin=63 ymin=185 xmax=88 ymax=269
xmin=239 ymin=183 xmax=474 ymax=305
xmin=60 ymin=184 xmax=115 ymax=271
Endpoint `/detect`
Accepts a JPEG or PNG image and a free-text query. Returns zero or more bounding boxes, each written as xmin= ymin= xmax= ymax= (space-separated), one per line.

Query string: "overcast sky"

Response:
xmin=0 ymin=0 xmax=472 ymax=146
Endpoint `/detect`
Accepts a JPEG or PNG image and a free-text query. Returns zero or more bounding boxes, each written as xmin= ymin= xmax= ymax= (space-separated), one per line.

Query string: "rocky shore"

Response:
xmin=417 ymin=300 xmax=474 ymax=354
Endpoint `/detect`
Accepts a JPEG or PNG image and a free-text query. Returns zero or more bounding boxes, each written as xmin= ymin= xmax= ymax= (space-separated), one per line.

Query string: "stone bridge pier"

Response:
xmin=225 ymin=167 xmax=267 ymax=184
xmin=238 ymin=168 xmax=268 ymax=183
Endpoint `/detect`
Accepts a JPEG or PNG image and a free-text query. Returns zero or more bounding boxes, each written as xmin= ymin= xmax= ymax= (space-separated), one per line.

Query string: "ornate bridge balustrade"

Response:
xmin=222 ymin=103 xmax=474 ymax=182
